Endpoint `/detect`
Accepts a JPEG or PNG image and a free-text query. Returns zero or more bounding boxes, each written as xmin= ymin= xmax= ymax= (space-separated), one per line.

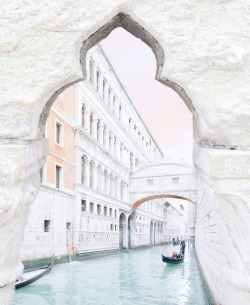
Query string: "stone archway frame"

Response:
xmin=38 ymin=12 xmax=196 ymax=136
xmin=132 ymin=194 xmax=196 ymax=210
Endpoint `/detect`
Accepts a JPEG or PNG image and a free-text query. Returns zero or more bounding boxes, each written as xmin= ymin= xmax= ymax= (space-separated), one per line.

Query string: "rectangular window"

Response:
xmin=66 ymin=222 xmax=71 ymax=232
xmin=104 ymin=206 xmax=107 ymax=216
xmin=44 ymin=220 xmax=50 ymax=232
xmin=147 ymin=179 xmax=153 ymax=185
xmin=55 ymin=121 xmax=63 ymax=145
xmin=110 ymin=224 xmax=113 ymax=231
xmin=115 ymin=210 xmax=117 ymax=218
xmin=90 ymin=202 xmax=94 ymax=213
xmin=172 ymin=177 xmax=179 ymax=184
xmin=115 ymin=225 xmax=117 ymax=231
xmin=55 ymin=165 xmax=62 ymax=189
xmin=81 ymin=199 xmax=86 ymax=212
xmin=109 ymin=208 xmax=112 ymax=217
xmin=97 ymin=204 xmax=101 ymax=215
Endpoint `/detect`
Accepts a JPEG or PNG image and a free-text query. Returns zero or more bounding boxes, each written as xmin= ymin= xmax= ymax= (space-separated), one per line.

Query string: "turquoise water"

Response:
xmin=13 ymin=245 xmax=209 ymax=305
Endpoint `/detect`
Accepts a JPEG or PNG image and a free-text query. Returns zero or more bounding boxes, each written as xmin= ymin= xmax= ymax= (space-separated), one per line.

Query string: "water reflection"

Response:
xmin=13 ymin=245 xmax=209 ymax=305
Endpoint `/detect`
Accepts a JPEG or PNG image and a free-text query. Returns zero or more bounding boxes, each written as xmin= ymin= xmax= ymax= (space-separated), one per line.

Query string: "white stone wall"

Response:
xmin=1 ymin=2 xmax=250 ymax=304
xmin=20 ymin=186 xmax=75 ymax=260
xmin=195 ymin=146 xmax=250 ymax=305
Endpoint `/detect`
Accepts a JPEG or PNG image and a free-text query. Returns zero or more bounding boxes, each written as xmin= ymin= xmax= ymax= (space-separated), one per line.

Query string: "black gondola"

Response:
xmin=15 ymin=257 xmax=54 ymax=289
xmin=161 ymin=254 xmax=184 ymax=264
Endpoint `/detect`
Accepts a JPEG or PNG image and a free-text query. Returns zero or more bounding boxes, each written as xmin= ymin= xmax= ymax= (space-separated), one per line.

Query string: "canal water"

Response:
xmin=13 ymin=244 xmax=210 ymax=305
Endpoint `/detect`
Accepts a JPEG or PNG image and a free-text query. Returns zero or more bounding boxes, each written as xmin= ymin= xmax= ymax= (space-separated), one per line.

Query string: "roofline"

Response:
xmin=97 ymin=43 xmax=164 ymax=157
xmin=131 ymin=162 xmax=194 ymax=177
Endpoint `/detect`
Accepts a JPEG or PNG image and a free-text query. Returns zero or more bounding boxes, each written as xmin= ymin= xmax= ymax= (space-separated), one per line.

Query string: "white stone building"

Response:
xmin=19 ymin=44 xmax=191 ymax=262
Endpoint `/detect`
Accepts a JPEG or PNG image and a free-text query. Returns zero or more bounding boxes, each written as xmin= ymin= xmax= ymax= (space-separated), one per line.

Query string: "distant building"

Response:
xmin=20 ymin=44 xmax=191 ymax=262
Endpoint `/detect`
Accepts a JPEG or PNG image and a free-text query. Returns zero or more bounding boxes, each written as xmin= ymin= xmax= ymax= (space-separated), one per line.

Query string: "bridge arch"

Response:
xmin=132 ymin=194 xmax=196 ymax=210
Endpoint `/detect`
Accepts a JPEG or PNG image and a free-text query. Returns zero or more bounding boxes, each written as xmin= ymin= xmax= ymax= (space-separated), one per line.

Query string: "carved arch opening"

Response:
xmin=38 ymin=12 xmax=196 ymax=136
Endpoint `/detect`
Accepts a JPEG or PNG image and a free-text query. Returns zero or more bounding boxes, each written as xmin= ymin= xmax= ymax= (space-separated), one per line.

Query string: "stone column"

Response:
xmin=0 ymin=138 xmax=48 ymax=303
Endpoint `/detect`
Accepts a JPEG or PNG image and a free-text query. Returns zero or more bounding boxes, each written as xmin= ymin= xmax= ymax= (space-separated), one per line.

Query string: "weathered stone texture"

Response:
xmin=0 ymin=1 xmax=250 ymax=304
xmin=1 ymin=0 xmax=249 ymax=146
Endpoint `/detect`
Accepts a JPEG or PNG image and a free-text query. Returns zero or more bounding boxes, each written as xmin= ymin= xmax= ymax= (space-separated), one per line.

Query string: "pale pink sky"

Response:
xmin=101 ymin=28 xmax=193 ymax=164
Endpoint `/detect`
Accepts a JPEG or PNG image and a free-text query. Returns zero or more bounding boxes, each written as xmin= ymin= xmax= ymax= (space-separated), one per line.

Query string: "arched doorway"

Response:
xmin=128 ymin=215 xmax=133 ymax=249
xmin=150 ymin=221 xmax=154 ymax=245
xmin=119 ymin=212 xmax=126 ymax=250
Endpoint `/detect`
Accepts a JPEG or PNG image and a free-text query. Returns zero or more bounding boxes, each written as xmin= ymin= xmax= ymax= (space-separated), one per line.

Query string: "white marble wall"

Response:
xmin=0 ymin=1 xmax=250 ymax=304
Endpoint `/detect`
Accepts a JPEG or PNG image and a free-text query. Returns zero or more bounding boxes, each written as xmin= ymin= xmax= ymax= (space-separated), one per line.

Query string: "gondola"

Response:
xmin=173 ymin=240 xmax=180 ymax=245
xmin=15 ymin=256 xmax=54 ymax=289
xmin=161 ymin=254 xmax=184 ymax=264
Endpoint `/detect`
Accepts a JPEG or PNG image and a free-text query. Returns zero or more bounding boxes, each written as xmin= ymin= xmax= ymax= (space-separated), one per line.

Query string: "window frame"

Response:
xmin=55 ymin=163 xmax=63 ymax=189
xmin=55 ymin=119 xmax=64 ymax=147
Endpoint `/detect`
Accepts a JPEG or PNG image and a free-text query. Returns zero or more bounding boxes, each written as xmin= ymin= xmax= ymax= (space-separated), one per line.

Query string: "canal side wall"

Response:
xmin=194 ymin=147 xmax=250 ymax=305
xmin=19 ymin=186 xmax=75 ymax=261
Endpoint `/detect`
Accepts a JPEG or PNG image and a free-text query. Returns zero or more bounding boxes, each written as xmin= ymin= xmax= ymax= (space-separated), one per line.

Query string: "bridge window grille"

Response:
xmin=172 ymin=177 xmax=179 ymax=184
xmin=147 ymin=179 xmax=153 ymax=185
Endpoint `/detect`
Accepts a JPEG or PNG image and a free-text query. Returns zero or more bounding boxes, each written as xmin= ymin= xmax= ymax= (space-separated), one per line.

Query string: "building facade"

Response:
xmin=20 ymin=44 xmax=191 ymax=261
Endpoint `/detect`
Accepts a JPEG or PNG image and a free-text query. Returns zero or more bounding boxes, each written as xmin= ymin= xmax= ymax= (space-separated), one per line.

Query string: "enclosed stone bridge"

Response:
xmin=130 ymin=161 xmax=197 ymax=209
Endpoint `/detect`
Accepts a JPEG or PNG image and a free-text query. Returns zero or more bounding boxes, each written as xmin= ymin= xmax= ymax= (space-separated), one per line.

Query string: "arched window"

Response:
xmin=108 ymin=87 xmax=111 ymax=106
xmin=114 ymin=177 xmax=118 ymax=198
xmin=120 ymin=142 xmax=123 ymax=161
xmin=113 ymin=95 xmax=116 ymax=113
xmin=120 ymin=180 xmax=124 ymax=201
xmin=119 ymin=105 xmax=122 ymax=121
xmin=109 ymin=132 xmax=112 ymax=152
xmin=89 ymin=161 xmax=94 ymax=189
xmin=109 ymin=173 xmax=113 ymax=196
xmin=90 ymin=112 xmax=94 ymax=136
xmin=81 ymin=104 xmax=85 ymax=127
xmin=81 ymin=156 xmax=86 ymax=184
xmin=103 ymin=170 xmax=108 ymax=194
xmin=103 ymin=125 xmax=106 ymax=147
xmin=97 ymin=119 xmax=100 ymax=142
xmin=102 ymin=79 xmax=106 ymax=100
xmin=97 ymin=165 xmax=102 ymax=191
xmin=96 ymin=70 xmax=100 ymax=92
xmin=89 ymin=59 xmax=94 ymax=84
